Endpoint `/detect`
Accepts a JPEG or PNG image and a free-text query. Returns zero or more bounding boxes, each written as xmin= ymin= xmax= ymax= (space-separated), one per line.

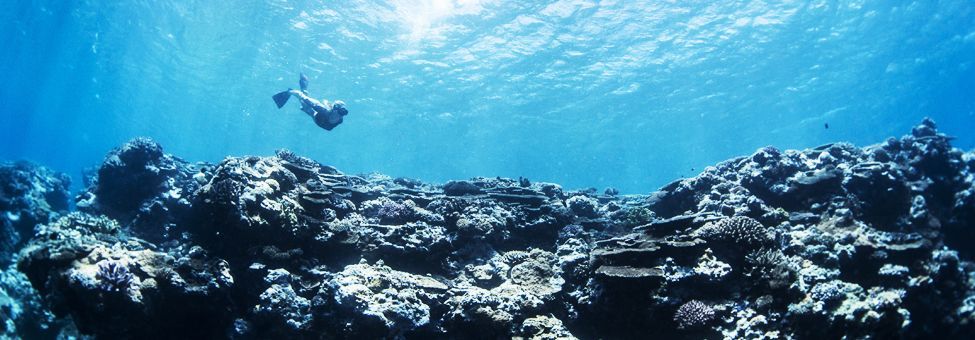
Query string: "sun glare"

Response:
xmin=394 ymin=0 xmax=489 ymax=42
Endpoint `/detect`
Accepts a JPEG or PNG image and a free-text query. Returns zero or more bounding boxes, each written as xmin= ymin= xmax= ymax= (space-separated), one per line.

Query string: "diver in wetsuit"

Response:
xmin=272 ymin=74 xmax=349 ymax=131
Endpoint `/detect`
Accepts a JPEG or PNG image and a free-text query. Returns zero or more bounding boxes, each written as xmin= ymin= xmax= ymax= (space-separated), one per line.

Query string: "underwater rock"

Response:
xmin=17 ymin=213 xmax=235 ymax=338
xmin=444 ymin=249 xmax=565 ymax=337
xmin=189 ymin=153 xmax=363 ymax=260
xmin=586 ymin=119 xmax=975 ymax=338
xmin=318 ymin=261 xmax=447 ymax=337
xmin=443 ymin=180 xmax=482 ymax=196
xmin=5 ymin=118 xmax=975 ymax=339
xmin=0 ymin=265 xmax=64 ymax=339
xmin=566 ymin=195 xmax=600 ymax=218
xmin=516 ymin=315 xmax=577 ymax=339
xmin=0 ymin=162 xmax=70 ymax=263
xmin=252 ymin=269 xmax=313 ymax=336
xmin=75 ymin=137 xmax=202 ymax=242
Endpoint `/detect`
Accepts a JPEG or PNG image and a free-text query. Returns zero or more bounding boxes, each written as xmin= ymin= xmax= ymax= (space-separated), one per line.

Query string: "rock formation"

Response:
xmin=2 ymin=118 xmax=974 ymax=339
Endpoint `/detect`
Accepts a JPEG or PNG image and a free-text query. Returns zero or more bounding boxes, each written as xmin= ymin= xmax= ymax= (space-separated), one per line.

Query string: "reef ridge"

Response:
xmin=2 ymin=119 xmax=975 ymax=339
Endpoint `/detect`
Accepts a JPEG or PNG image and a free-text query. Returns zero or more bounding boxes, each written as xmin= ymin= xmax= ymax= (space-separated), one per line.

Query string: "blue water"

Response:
xmin=1 ymin=1 xmax=973 ymax=193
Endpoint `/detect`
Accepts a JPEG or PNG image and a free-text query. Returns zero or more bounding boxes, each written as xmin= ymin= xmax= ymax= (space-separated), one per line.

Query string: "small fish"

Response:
xmin=824 ymin=122 xmax=830 ymax=129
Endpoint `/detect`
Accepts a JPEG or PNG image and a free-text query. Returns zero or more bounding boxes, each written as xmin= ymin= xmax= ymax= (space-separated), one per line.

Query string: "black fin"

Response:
xmin=299 ymin=73 xmax=309 ymax=92
xmin=272 ymin=90 xmax=291 ymax=108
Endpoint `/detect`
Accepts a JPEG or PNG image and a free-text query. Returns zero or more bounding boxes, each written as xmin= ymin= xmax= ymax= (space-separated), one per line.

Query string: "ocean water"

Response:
xmin=1 ymin=0 xmax=973 ymax=194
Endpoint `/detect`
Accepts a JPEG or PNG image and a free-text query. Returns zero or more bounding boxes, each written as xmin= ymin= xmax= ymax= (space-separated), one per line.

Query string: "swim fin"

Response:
xmin=272 ymin=90 xmax=291 ymax=108
xmin=299 ymin=73 xmax=309 ymax=92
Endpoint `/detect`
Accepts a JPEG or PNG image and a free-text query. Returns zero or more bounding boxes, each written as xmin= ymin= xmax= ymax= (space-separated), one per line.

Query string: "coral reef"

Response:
xmin=75 ymin=137 xmax=203 ymax=242
xmin=1 ymin=118 xmax=974 ymax=339
xmin=94 ymin=259 xmax=135 ymax=293
xmin=0 ymin=162 xmax=69 ymax=263
xmin=674 ymin=300 xmax=716 ymax=329
xmin=17 ymin=212 xmax=234 ymax=338
xmin=589 ymin=118 xmax=975 ymax=338
xmin=0 ymin=162 xmax=70 ymax=338
xmin=319 ymin=261 xmax=447 ymax=337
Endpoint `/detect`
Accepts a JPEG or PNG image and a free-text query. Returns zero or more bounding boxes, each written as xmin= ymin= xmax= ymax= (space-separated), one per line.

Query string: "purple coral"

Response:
xmin=95 ymin=260 xmax=134 ymax=293
xmin=674 ymin=300 xmax=716 ymax=329
xmin=377 ymin=200 xmax=412 ymax=224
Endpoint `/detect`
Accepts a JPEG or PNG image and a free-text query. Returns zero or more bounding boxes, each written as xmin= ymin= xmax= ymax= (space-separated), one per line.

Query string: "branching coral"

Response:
xmin=674 ymin=300 xmax=716 ymax=329
xmin=95 ymin=260 xmax=134 ymax=293
xmin=745 ymin=249 xmax=793 ymax=289
xmin=377 ymin=200 xmax=412 ymax=224
xmin=713 ymin=216 xmax=774 ymax=247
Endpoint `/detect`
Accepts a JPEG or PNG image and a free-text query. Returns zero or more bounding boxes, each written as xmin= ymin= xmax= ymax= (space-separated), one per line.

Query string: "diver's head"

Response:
xmin=332 ymin=101 xmax=348 ymax=116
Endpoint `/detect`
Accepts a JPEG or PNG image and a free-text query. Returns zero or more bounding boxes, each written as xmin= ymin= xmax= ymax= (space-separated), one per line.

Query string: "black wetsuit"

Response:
xmin=313 ymin=107 xmax=347 ymax=131
xmin=290 ymin=90 xmax=348 ymax=131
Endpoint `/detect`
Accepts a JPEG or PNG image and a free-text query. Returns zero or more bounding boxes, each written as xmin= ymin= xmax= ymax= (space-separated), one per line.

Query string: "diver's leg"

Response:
xmin=300 ymin=106 xmax=317 ymax=118
xmin=290 ymin=91 xmax=321 ymax=118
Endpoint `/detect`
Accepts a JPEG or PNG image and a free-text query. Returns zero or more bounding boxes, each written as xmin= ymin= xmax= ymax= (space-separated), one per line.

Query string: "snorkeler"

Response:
xmin=272 ymin=73 xmax=349 ymax=131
